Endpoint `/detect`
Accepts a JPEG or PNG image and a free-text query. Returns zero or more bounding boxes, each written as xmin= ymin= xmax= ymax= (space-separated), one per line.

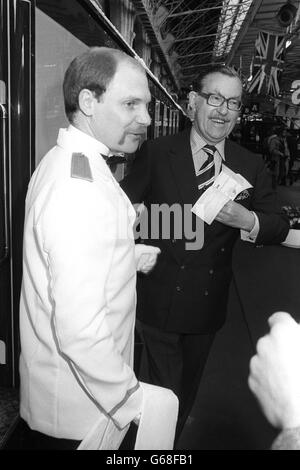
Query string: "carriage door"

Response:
xmin=0 ymin=0 xmax=34 ymax=387
xmin=0 ymin=0 xmax=12 ymax=387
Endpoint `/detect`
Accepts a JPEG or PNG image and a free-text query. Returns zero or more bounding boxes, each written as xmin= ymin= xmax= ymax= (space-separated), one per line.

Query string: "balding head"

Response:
xmin=63 ymin=47 xmax=145 ymax=123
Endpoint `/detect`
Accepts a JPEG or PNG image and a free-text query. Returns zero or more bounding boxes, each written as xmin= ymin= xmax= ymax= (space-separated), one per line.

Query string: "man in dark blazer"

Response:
xmin=121 ymin=65 xmax=289 ymax=441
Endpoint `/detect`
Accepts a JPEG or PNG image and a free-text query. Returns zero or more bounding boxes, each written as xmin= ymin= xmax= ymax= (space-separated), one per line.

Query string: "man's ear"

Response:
xmin=188 ymin=91 xmax=198 ymax=110
xmin=78 ymin=89 xmax=96 ymax=117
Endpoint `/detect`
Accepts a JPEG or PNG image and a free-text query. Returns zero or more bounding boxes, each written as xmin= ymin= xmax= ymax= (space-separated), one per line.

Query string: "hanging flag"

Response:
xmin=247 ymin=31 xmax=285 ymax=97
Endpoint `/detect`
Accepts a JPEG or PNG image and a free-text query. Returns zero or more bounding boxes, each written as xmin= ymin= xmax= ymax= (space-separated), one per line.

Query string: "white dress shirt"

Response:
xmin=190 ymin=126 xmax=259 ymax=242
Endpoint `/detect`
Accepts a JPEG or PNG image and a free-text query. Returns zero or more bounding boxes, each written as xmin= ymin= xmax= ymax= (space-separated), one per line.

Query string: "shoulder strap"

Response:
xmin=71 ymin=153 xmax=93 ymax=182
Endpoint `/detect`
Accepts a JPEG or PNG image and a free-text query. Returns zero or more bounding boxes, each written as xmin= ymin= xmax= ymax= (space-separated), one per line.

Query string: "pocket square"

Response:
xmin=235 ymin=189 xmax=250 ymax=201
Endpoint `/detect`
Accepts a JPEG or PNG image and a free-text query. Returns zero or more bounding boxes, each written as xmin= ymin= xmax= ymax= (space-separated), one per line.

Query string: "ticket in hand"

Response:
xmin=213 ymin=165 xmax=252 ymax=199
xmin=191 ymin=165 xmax=252 ymax=225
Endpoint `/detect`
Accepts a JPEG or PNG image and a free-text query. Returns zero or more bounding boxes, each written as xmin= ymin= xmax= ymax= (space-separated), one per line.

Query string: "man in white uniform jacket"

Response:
xmin=19 ymin=47 xmax=159 ymax=449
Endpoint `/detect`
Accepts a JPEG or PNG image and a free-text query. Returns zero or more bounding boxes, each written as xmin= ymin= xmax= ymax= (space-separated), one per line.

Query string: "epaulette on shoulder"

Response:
xmin=71 ymin=152 xmax=93 ymax=182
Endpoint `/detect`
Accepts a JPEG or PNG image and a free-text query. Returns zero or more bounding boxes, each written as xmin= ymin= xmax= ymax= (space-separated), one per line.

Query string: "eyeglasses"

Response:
xmin=197 ymin=91 xmax=242 ymax=111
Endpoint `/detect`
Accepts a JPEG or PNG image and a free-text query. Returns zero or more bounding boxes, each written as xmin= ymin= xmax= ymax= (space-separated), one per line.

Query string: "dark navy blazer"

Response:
xmin=121 ymin=129 xmax=289 ymax=334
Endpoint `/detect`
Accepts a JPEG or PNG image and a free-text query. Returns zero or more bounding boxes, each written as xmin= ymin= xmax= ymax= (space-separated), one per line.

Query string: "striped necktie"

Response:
xmin=196 ymin=145 xmax=216 ymax=191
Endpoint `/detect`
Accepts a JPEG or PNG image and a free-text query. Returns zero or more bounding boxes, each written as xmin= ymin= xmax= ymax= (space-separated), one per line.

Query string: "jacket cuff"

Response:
xmin=110 ymin=381 xmax=143 ymax=430
xmin=272 ymin=427 xmax=300 ymax=450
xmin=240 ymin=211 xmax=260 ymax=243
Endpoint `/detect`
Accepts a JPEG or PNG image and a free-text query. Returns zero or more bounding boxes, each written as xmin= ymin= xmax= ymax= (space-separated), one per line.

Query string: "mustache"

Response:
xmin=118 ymin=128 xmax=146 ymax=145
xmin=126 ymin=128 xmax=147 ymax=134
xmin=210 ymin=114 xmax=231 ymax=122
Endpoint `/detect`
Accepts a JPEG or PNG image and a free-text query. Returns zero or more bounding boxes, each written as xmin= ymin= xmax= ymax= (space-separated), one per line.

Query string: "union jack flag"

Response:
xmin=248 ymin=31 xmax=285 ymax=97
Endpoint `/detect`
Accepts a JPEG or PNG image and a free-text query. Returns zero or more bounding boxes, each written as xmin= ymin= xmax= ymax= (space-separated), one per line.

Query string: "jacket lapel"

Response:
xmin=223 ymin=139 xmax=241 ymax=173
xmin=167 ymin=129 xmax=200 ymax=206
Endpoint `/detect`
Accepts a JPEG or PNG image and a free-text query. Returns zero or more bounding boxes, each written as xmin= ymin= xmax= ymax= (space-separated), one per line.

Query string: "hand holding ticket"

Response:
xmin=191 ymin=165 xmax=252 ymax=225
xmin=135 ymin=244 xmax=161 ymax=274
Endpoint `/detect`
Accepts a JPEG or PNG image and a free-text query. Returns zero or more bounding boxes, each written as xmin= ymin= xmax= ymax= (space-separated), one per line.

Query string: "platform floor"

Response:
xmin=3 ymin=183 xmax=300 ymax=451
xmin=177 ymin=183 xmax=300 ymax=450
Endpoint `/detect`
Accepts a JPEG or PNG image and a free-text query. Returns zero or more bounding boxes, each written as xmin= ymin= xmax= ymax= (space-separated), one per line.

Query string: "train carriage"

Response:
xmin=0 ymin=0 xmax=184 ymax=392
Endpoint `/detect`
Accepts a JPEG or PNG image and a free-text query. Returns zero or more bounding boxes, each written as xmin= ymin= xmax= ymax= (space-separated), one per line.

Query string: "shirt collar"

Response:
xmin=58 ymin=124 xmax=111 ymax=158
xmin=190 ymin=126 xmax=225 ymax=161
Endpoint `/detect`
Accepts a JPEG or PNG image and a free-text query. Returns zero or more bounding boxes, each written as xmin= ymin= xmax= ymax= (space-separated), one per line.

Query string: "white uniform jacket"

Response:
xmin=19 ymin=125 xmax=142 ymax=440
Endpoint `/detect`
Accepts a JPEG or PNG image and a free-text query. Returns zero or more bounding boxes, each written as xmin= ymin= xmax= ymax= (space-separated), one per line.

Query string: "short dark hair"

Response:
xmin=63 ymin=47 xmax=142 ymax=122
xmin=192 ymin=65 xmax=242 ymax=93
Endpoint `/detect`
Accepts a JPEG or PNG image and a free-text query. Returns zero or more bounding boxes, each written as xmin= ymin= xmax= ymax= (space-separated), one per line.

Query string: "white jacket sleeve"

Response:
xmin=38 ymin=178 xmax=142 ymax=429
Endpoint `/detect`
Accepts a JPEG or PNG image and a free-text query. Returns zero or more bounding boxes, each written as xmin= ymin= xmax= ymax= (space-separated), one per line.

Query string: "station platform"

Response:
xmin=177 ymin=184 xmax=300 ymax=450
xmin=0 ymin=387 xmax=19 ymax=449
xmin=2 ymin=185 xmax=300 ymax=451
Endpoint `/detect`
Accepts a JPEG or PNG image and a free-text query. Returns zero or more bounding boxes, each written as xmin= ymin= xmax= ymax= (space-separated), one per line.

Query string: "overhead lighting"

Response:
xmin=213 ymin=0 xmax=254 ymax=58
xmin=285 ymin=39 xmax=292 ymax=48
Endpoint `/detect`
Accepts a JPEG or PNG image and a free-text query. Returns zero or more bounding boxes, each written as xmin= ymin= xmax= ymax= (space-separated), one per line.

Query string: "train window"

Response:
xmin=35 ymin=0 xmax=183 ymax=170
xmin=35 ymin=0 xmax=122 ymax=166
xmin=154 ymin=100 xmax=161 ymax=139
xmin=162 ymin=105 xmax=168 ymax=136
xmin=36 ymin=0 xmax=120 ymax=49
xmin=146 ymin=97 xmax=155 ymax=140
xmin=0 ymin=80 xmax=7 ymax=265
xmin=169 ymin=109 xmax=173 ymax=135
